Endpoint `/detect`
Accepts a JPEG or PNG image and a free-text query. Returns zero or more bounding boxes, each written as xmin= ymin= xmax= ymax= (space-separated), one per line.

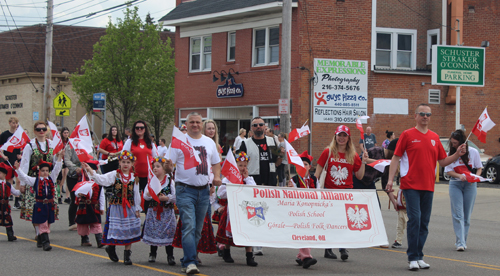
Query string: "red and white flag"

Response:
xmin=69 ymin=138 xmax=94 ymax=162
xmin=288 ymin=122 xmax=310 ymax=143
xmin=367 ymin=159 xmax=391 ymax=173
xmin=71 ymin=115 xmax=93 ymax=147
xmin=471 ymin=107 xmax=496 ymax=143
xmin=221 ymin=149 xmax=243 ymax=184
xmin=356 ymin=116 xmax=370 ymax=138
xmin=147 ymin=157 xmax=162 ymax=204
xmin=284 ymin=139 xmax=307 ymax=178
xmin=0 ymin=124 xmax=30 ymax=152
xmin=462 ymin=171 xmax=491 ymax=183
xmin=170 ymin=126 xmax=201 ymax=170
xmin=48 ymin=121 xmax=64 ymax=154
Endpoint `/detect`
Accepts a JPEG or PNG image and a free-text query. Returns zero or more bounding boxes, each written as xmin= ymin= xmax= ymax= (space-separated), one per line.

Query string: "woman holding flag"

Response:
xmin=314 ymin=125 xmax=368 ymax=261
xmin=444 ymin=129 xmax=482 ymax=252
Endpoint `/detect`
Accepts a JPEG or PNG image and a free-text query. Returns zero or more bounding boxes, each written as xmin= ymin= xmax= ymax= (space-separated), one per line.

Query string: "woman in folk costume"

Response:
xmin=142 ymin=157 xmax=176 ymax=265
xmin=74 ymin=159 xmax=105 ymax=248
xmin=0 ymin=162 xmax=21 ymax=241
xmin=82 ymin=150 xmax=142 ymax=265
xmin=215 ymin=151 xmax=258 ymax=267
xmin=15 ymin=150 xmax=64 ymax=251
xmin=287 ymin=151 xmax=318 ymax=269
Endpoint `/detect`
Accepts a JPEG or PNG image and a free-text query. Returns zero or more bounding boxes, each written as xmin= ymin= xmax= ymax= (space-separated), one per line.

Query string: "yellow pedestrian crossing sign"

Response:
xmin=53 ymin=91 xmax=72 ymax=109
xmin=55 ymin=109 xmax=70 ymax=117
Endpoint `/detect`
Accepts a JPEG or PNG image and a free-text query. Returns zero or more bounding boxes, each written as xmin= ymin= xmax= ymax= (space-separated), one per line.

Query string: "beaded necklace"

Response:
xmin=118 ymin=169 xmax=131 ymax=184
xmin=35 ymin=138 xmax=49 ymax=155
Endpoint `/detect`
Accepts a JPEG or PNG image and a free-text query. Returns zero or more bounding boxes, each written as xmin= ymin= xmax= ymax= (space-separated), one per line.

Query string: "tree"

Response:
xmin=71 ymin=7 xmax=176 ymax=137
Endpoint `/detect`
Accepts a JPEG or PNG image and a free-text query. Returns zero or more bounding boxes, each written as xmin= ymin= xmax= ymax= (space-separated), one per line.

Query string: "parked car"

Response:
xmin=483 ymin=154 xmax=500 ymax=184
xmin=439 ymin=138 xmax=492 ymax=181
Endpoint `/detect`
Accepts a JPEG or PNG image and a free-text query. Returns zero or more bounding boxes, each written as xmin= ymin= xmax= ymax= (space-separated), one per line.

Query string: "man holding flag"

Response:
xmin=166 ymin=112 xmax=221 ymax=275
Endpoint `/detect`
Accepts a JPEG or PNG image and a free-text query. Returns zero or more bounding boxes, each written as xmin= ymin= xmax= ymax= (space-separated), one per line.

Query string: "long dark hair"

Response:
xmin=131 ymin=120 xmax=152 ymax=149
xmin=106 ymin=126 xmax=122 ymax=142
xmin=448 ymin=129 xmax=469 ymax=167
xmin=60 ymin=127 xmax=69 ymax=142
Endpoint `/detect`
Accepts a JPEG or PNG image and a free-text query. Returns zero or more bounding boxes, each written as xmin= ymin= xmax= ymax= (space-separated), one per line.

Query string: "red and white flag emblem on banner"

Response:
xmin=367 ymin=159 xmax=391 ymax=173
xmin=69 ymin=138 xmax=94 ymax=162
xmin=0 ymin=124 xmax=30 ymax=152
xmin=221 ymin=149 xmax=243 ymax=184
xmin=453 ymin=166 xmax=492 ymax=183
xmin=288 ymin=123 xmax=310 ymax=143
xmin=48 ymin=121 xmax=64 ymax=154
xmin=170 ymin=126 xmax=201 ymax=170
xmin=356 ymin=116 xmax=370 ymax=138
xmin=71 ymin=115 xmax=93 ymax=147
xmin=471 ymin=107 xmax=496 ymax=143
xmin=345 ymin=204 xmax=372 ymax=231
xmin=147 ymin=157 xmax=161 ymax=204
xmin=284 ymin=139 xmax=307 ymax=178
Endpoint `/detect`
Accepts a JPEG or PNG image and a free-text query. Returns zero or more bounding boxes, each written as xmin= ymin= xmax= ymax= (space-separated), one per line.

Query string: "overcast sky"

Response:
xmin=0 ymin=0 xmax=178 ymax=32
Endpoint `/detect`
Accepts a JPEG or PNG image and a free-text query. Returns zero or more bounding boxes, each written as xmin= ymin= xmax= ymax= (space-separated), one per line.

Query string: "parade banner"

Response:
xmin=227 ymin=184 xmax=388 ymax=248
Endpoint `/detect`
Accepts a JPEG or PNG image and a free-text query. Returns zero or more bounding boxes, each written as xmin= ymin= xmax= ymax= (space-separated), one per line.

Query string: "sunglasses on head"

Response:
xmin=35 ymin=127 xmax=47 ymax=132
xmin=252 ymin=123 xmax=265 ymax=127
xmin=135 ymin=126 xmax=145 ymax=130
xmin=417 ymin=112 xmax=432 ymax=117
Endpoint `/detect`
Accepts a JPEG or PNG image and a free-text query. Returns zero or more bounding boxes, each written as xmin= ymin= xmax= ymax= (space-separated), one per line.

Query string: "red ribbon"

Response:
xmin=155 ymin=205 xmax=163 ymax=220
xmin=122 ymin=184 xmax=131 ymax=218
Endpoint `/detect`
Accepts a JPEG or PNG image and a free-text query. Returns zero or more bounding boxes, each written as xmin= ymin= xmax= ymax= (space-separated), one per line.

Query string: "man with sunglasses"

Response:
xmin=386 ymin=103 xmax=466 ymax=271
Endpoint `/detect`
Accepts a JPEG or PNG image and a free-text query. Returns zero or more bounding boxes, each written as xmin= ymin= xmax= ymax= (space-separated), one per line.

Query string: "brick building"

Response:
xmin=160 ymin=0 xmax=499 ymax=164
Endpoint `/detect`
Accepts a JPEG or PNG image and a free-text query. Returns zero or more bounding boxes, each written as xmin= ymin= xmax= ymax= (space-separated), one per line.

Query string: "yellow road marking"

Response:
xmin=468 ymin=265 xmax=500 ymax=271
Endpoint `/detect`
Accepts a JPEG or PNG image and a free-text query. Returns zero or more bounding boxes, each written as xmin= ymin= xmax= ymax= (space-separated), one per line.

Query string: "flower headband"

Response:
xmin=236 ymin=151 xmax=249 ymax=162
xmin=152 ymin=157 xmax=167 ymax=164
xmin=119 ymin=150 xmax=136 ymax=161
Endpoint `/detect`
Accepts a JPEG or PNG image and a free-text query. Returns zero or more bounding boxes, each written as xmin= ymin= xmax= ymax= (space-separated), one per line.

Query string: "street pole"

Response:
xmin=455 ymin=19 xmax=461 ymax=130
xmin=43 ymin=0 xmax=54 ymax=121
xmin=280 ymin=0 xmax=292 ymax=135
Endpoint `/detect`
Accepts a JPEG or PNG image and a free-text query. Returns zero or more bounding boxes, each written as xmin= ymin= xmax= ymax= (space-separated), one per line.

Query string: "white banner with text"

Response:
xmin=226 ymin=184 xmax=388 ymax=249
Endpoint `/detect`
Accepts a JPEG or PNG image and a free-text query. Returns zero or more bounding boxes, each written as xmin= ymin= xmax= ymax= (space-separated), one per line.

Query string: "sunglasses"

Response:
xmin=135 ymin=126 xmax=145 ymax=130
xmin=252 ymin=123 xmax=265 ymax=127
xmin=35 ymin=127 xmax=47 ymax=132
xmin=417 ymin=112 xmax=432 ymax=117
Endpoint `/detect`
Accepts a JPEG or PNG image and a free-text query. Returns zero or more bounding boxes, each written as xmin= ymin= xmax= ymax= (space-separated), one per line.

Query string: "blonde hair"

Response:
xmin=8 ymin=117 xmax=19 ymax=123
xmin=239 ymin=128 xmax=246 ymax=135
xmin=327 ymin=134 xmax=357 ymax=164
xmin=203 ymin=120 xmax=219 ymax=145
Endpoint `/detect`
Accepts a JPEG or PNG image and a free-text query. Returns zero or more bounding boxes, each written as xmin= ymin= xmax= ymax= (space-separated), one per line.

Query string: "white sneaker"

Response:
xmin=408 ymin=261 xmax=419 ymax=271
xmin=186 ymin=264 xmax=199 ymax=274
xmin=181 ymin=267 xmax=186 ymax=273
xmin=457 ymin=246 xmax=465 ymax=251
xmin=254 ymin=246 xmax=263 ymax=256
xmin=418 ymin=260 xmax=430 ymax=269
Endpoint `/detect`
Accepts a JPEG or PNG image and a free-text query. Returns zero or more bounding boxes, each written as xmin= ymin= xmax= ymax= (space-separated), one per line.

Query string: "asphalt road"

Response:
xmin=1 ymin=182 xmax=500 ymax=276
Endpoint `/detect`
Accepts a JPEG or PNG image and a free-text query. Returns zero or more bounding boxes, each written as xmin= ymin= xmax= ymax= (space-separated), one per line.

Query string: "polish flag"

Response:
xmin=462 ymin=171 xmax=491 ymax=183
xmin=48 ymin=121 xmax=64 ymax=154
xmin=284 ymin=139 xmax=307 ymax=178
xmin=221 ymin=149 xmax=243 ymax=184
xmin=71 ymin=115 xmax=93 ymax=148
xmin=356 ymin=116 xmax=370 ymax=137
xmin=69 ymin=137 xmax=94 ymax=162
xmin=147 ymin=157 xmax=161 ymax=204
xmin=0 ymin=124 xmax=30 ymax=152
xmin=72 ymin=181 xmax=95 ymax=195
xmin=471 ymin=107 xmax=496 ymax=143
xmin=367 ymin=159 xmax=392 ymax=173
xmin=288 ymin=123 xmax=310 ymax=143
xmin=170 ymin=126 xmax=201 ymax=170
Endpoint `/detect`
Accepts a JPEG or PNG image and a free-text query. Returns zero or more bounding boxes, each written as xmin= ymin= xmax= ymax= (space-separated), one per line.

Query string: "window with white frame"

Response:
xmin=428 ymin=89 xmax=440 ymax=104
xmin=375 ymin=28 xmax=417 ymax=70
xmin=190 ymin=35 xmax=212 ymax=72
xmin=253 ymin=26 xmax=279 ymax=67
xmin=427 ymin=29 xmax=440 ymax=65
xmin=227 ymin=32 xmax=235 ymax=61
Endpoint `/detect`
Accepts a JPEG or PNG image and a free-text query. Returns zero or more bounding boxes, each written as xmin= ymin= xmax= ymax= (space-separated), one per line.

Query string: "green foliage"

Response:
xmin=72 ymin=6 xmax=176 ymax=138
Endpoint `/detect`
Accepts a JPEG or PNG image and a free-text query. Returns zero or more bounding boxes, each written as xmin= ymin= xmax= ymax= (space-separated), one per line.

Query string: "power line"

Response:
xmin=55 ymin=0 xmax=78 ymax=7
xmin=53 ymin=0 xmax=105 ymax=18
xmin=54 ymin=0 xmax=143 ymax=24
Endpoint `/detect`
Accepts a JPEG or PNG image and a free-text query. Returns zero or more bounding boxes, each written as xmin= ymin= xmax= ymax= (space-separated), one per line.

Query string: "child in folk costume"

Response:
xmin=288 ymin=151 xmax=318 ymax=269
xmin=74 ymin=160 xmax=105 ymax=247
xmin=0 ymin=162 xmax=21 ymax=241
xmin=215 ymin=151 xmax=258 ymax=267
xmin=15 ymin=150 xmax=64 ymax=251
xmin=142 ymin=157 xmax=177 ymax=265
xmin=82 ymin=151 xmax=142 ymax=265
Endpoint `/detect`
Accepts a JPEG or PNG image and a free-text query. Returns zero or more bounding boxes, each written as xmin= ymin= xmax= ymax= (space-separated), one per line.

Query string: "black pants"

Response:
xmin=139 ymin=177 xmax=149 ymax=213
xmin=66 ymin=177 xmax=79 ymax=226
xmin=101 ymin=160 xmax=119 ymax=174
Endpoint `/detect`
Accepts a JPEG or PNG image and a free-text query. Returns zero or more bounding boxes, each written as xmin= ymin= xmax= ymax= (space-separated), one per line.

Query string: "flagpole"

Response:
xmin=464 ymin=132 xmax=473 ymax=144
xmin=302 ymin=119 xmax=309 ymax=127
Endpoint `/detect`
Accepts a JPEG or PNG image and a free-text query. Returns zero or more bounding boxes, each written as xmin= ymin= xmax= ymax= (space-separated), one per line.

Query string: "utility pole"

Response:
xmin=280 ymin=0 xmax=292 ymax=134
xmin=43 ymin=0 xmax=54 ymax=121
xmin=455 ymin=19 xmax=461 ymax=130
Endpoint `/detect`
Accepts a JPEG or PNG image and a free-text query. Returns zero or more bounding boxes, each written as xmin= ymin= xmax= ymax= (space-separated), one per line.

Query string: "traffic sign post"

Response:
xmin=55 ymin=109 xmax=70 ymax=116
xmin=93 ymin=93 xmax=106 ymax=112
xmin=431 ymin=45 xmax=485 ymax=87
xmin=279 ymin=99 xmax=289 ymax=115
xmin=53 ymin=91 xmax=72 ymax=117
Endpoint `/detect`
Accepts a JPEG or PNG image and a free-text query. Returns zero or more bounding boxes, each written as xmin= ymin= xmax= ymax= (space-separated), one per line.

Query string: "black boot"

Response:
xmin=105 ymin=245 xmax=119 ymax=262
xmin=166 ymin=245 xmax=176 ymax=266
xmin=95 ymin=233 xmax=103 ymax=248
xmin=41 ymin=233 xmax=52 ymax=251
xmin=324 ymin=249 xmax=337 ymax=259
xmin=223 ymin=248 xmax=234 ymax=263
xmin=36 ymin=235 xmax=42 ymax=248
xmin=123 ymin=250 xmax=132 ymax=265
xmin=246 ymin=252 xmax=258 ymax=266
xmin=217 ymin=245 xmax=223 ymax=257
xmin=302 ymin=258 xmax=317 ymax=269
xmin=149 ymin=246 xmax=157 ymax=263
xmin=6 ymin=227 xmax=17 ymax=241
xmin=81 ymin=235 xmax=92 ymax=246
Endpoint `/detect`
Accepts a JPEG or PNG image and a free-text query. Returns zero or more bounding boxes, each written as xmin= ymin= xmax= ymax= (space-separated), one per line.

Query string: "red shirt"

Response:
xmin=130 ymin=139 xmax=152 ymax=178
xmin=317 ymin=149 xmax=361 ymax=189
xmin=395 ymin=128 xmax=447 ymax=192
xmin=99 ymin=138 xmax=123 ymax=159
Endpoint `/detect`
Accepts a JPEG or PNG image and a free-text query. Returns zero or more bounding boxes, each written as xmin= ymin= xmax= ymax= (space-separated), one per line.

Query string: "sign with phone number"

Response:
xmin=313 ymin=58 xmax=368 ymax=123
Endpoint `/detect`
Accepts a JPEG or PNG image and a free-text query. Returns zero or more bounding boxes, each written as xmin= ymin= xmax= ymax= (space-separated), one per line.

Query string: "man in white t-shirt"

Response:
xmin=166 ymin=112 xmax=221 ymax=274
xmin=157 ymin=138 xmax=168 ymax=157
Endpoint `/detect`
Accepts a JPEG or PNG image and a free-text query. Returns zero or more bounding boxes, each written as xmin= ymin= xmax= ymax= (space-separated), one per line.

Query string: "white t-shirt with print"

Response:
xmin=444 ymin=147 xmax=482 ymax=181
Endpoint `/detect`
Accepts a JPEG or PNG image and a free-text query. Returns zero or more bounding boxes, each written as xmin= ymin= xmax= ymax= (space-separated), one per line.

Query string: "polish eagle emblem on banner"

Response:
xmin=240 ymin=201 xmax=269 ymax=227
xmin=345 ymin=204 xmax=372 ymax=231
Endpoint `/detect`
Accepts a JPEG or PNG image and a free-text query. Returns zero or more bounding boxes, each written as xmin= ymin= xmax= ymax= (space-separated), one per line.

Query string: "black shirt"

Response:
xmin=239 ymin=137 xmax=279 ymax=186
xmin=0 ymin=129 xmax=21 ymax=164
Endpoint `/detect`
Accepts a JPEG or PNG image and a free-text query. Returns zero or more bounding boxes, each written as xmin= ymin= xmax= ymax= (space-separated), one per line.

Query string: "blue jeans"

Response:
xmin=176 ymin=183 xmax=210 ymax=267
xmin=403 ymin=189 xmax=433 ymax=261
xmin=449 ymin=180 xmax=477 ymax=248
